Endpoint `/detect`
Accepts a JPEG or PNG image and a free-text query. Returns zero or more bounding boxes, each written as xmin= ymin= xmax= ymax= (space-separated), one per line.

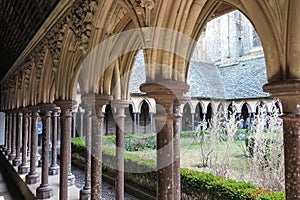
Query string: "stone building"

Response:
xmin=0 ymin=1 xmax=300 ymax=200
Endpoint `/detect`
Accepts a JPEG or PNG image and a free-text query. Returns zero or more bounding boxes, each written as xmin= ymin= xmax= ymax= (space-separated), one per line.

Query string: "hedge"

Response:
xmin=71 ymin=137 xmax=285 ymax=200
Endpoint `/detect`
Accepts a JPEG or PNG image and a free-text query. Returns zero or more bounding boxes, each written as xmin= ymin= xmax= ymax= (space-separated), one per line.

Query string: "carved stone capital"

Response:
xmin=140 ymin=81 xmax=189 ymax=115
xmin=264 ymin=79 xmax=300 ymax=114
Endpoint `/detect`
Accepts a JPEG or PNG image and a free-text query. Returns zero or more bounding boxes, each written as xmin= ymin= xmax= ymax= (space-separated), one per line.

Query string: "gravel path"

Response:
xmin=71 ymin=165 xmax=138 ymax=200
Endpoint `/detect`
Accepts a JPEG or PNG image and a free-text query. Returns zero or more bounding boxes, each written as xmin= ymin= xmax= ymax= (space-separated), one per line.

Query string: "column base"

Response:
xmin=25 ymin=173 xmax=40 ymax=184
xmin=68 ymin=173 xmax=75 ymax=186
xmin=36 ymin=184 xmax=53 ymax=199
xmin=49 ymin=165 xmax=59 ymax=175
xmin=13 ymin=157 xmax=21 ymax=166
xmin=8 ymin=153 xmax=15 ymax=161
xmin=5 ymin=149 xmax=11 ymax=156
xmin=80 ymin=187 xmax=91 ymax=200
xmin=18 ymin=164 xmax=29 ymax=174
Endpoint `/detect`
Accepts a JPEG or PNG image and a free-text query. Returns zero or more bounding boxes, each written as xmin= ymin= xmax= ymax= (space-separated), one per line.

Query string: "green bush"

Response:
xmin=71 ymin=137 xmax=285 ymax=200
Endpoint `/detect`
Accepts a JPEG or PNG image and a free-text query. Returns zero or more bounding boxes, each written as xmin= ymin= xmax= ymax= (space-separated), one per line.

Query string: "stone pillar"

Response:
xmin=13 ymin=111 xmax=22 ymax=166
xmin=79 ymin=106 xmax=84 ymax=137
xmin=191 ymin=112 xmax=195 ymax=131
xmin=36 ymin=104 xmax=53 ymax=199
xmin=111 ymin=99 xmax=131 ymax=200
xmin=27 ymin=112 xmax=32 ymax=157
xmin=137 ymin=113 xmax=140 ymax=134
xmin=8 ymin=111 xmax=17 ymax=161
xmin=79 ymin=104 xmax=92 ymax=200
xmin=133 ymin=113 xmax=137 ymax=134
xmin=26 ymin=108 xmax=40 ymax=184
xmin=72 ymin=111 xmax=77 ymax=138
xmin=264 ymin=80 xmax=300 ymax=199
xmin=150 ymin=112 xmax=154 ymax=133
xmin=5 ymin=111 xmax=11 ymax=155
xmin=3 ymin=111 xmax=8 ymax=152
xmin=140 ymin=81 xmax=188 ymax=200
xmin=91 ymin=95 xmax=111 ymax=200
xmin=54 ymin=100 xmax=75 ymax=200
xmin=49 ymin=107 xmax=60 ymax=175
xmin=18 ymin=109 xmax=29 ymax=174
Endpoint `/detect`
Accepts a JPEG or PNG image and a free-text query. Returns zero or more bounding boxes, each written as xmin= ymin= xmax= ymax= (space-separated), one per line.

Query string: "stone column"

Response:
xmin=133 ymin=113 xmax=137 ymax=134
xmin=36 ymin=104 xmax=53 ymax=199
xmin=27 ymin=112 xmax=32 ymax=157
xmin=26 ymin=108 xmax=40 ymax=184
xmin=54 ymin=100 xmax=75 ymax=200
xmin=264 ymin=80 xmax=300 ymax=199
xmin=72 ymin=111 xmax=77 ymax=138
xmin=18 ymin=109 xmax=29 ymax=174
xmin=140 ymin=81 xmax=188 ymax=200
xmin=79 ymin=104 xmax=92 ymax=199
xmin=49 ymin=107 xmax=60 ymax=175
xmin=79 ymin=106 xmax=84 ymax=137
xmin=3 ymin=111 xmax=8 ymax=152
xmin=5 ymin=111 xmax=11 ymax=156
xmin=111 ymin=99 xmax=131 ymax=200
xmin=150 ymin=112 xmax=154 ymax=133
xmin=137 ymin=113 xmax=140 ymax=134
xmin=13 ymin=110 xmax=22 ymax=166
xmin=191 ymin=112 xmax=195 ymax=131
xmin=91 ymin=95 xmax=111 ymax=200
xmin=8 ymin=111 xmax=17 ymax=161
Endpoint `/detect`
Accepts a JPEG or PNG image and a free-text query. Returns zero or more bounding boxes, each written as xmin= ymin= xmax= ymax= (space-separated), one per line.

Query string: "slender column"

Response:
xmin=191 ymin=112 xmax=195 ymax=131
xmin=133 ymin=113 xmax=137 ymax=134
xmin=150 ymin=112 xmax=154 ymax=133
xmin=72 ymin=112 xmax=77 ymax=138
xmin=3 ymin=111 xmax=8 ymax=151
xmin=18 ymin=109 xmax=29 ymax=174
xmin=80 ymin=104 xmax=92 ymax=199
xmin=27 ymin=113 xmax=32 ymax=157
xmin=49 ymin=107 xmax=60 ymax=175
xmin=36 ymin=104 xmax=53 ymax=199
xmin=5 ymin=111 xmax=11 ymax=155
xmin=137 ymin=113 xmax=140 ymax=134
xmin=26 ymin=108 xmax=40 ymax=184
xmin=111 ymin=99 xmax=131 ymax=200
xmin=13 ymin=111 xmax=22 ymax=166
xmin=140 ymin=81 xmax=188 ymax=200
xmin=8 ymin=111 xmax=17 ymax=160
xmin=54 ymin=100 xmax=75 ymax=200
xmin=79 ymin=107 xmax=84 ymax=137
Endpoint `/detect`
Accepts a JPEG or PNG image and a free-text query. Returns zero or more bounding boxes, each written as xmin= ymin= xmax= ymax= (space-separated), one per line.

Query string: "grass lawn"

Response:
xmin=103 ymin=132 xmax=254 ymax=182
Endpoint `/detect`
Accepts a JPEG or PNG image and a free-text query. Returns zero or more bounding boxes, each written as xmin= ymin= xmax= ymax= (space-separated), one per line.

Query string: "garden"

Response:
xmin=71 ymin=105 xmax=285 ymax=199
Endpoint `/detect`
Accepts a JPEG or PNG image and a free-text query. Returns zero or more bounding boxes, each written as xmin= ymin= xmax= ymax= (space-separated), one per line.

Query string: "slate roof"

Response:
xmin=130 ymin=52 xmax=269 ymax=100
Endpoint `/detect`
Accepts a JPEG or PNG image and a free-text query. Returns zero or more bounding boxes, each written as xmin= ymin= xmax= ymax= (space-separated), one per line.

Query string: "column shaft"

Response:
xmin=49 ymin=107 xmax=60 ymax=175
xmin=36 ymin=106 xmax=53 ymax=199
xmin=13 ymin=111 xmax=22 ymax=166
xmin=80 ymin=106 xmax=92 ymax=199
xmin=26 ymin=109 xmax=40 ymax=184
xmin=18 ymin=110 xmax=29 ymax=174
xmin=5 ymin=112 xmax=11 ymax=155
xmin=111 ymin=99 xmax=130 ymax=200
xmin=27 ymin=113 xmax=32 ymax=157
xmin=282 ymin=115 xmax=300 ymax=199
xmin=9 ymin=112 xmax=16 ymax=160
xmin=55 ymin=100 xmax=74 ymax=200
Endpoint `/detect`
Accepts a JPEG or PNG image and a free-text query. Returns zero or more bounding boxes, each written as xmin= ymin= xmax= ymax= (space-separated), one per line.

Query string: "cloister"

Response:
xmin=0 ymin=0 xmax=300 ymax=199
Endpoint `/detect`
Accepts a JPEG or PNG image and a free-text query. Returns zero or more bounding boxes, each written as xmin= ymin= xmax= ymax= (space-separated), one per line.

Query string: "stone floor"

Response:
xmin=9 ymin=150 xmax=138 ymax=200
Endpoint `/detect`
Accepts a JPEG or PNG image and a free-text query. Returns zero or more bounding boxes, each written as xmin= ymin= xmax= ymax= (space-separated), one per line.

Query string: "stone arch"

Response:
xmin=55 ymin=26 xmax=83 ymax=100
xmin=190 ymin=0 xmax=284 ymax=82
xmin=255 ymin=100 xmax=268 ymax=114
xmin=38 ymin=49 xmax=55 ymax=104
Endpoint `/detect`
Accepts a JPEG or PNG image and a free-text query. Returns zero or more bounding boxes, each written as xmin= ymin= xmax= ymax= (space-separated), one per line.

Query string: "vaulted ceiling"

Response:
xmin=0 ymin=0 xmax=59 ymax=80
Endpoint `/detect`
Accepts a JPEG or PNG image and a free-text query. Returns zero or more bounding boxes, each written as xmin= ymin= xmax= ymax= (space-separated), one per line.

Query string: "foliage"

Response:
xmin=71 ymin=138 xmax=285 ymax=200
